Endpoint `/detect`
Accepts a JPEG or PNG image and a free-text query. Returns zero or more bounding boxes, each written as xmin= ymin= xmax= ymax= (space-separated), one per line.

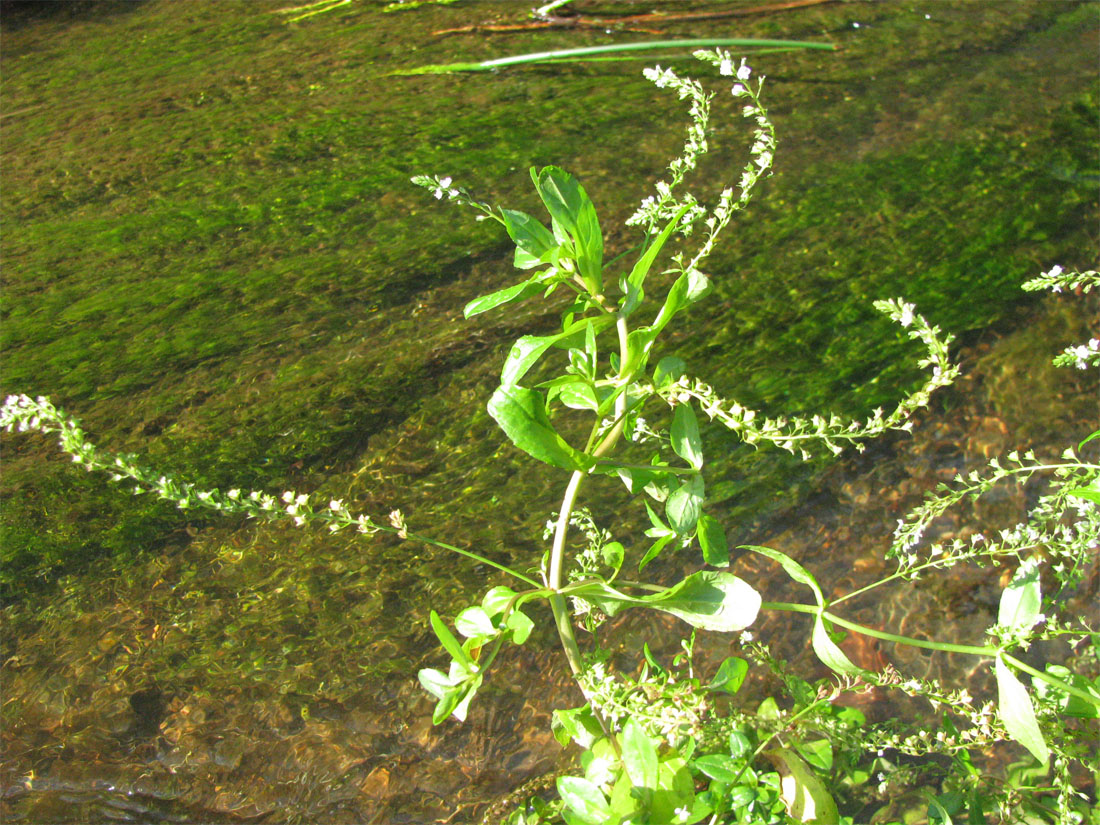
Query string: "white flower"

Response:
xmin=329 ymin=499 xmax=344 ymax=511
xmin=719 ymin=57 xmax=734 ymax=76
xmin=736 ymin=61 xmax=751 ymax=81
xmin=898 ymin=304 xmax=914 ymax=328
xmin=1043 ymin=264 xmax=1064 ymax=278
xmin=432 ymin=176 xmax=453 ymax=199
xmin=731 ymin=83 xmax=746 ymax=97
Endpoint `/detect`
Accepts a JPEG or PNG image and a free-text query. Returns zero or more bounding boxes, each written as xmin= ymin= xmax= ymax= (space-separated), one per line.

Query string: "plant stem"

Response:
xmin=762 ymin=602 xmax=1100 ymax=708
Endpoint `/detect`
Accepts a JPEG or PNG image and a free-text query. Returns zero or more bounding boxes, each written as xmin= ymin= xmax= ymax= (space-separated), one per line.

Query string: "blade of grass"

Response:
xmin=393 ymin=37 xmax=836 ymax=75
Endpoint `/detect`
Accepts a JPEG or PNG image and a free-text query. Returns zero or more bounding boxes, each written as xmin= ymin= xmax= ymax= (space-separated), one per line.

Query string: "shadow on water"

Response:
xmin=0 ymin=0 xmax=150 ymax=31
xmin=1 ymin=0 xmax=1097 ymax=821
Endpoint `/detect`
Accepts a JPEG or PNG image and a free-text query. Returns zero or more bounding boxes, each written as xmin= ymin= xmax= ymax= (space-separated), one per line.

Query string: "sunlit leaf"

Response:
xmin=998 ymin=560 xmax=1042 ymax=633
xmin=487 ymin=386 xmax=591 ymax=471
xmin=622 ymin=718 xmax=659 ymax=791
xmin=501 ymin=207 xmax=557 ymax=269
xmin=697 ymin=512 xmax=729 ymax=567
xmin=708 ymin=656 xmax=749 ymax=695
xmin=742 ymin=545 xmax=824 ymax=605
xmin=995 ymin=653 xmax=1050 ymax=765
xmin=671 ymin=403 xmax=703 ymax=470
xmin=506 ymin=609 xmax=534 ymax=644
xmin=533 ymin=167 xmax=604 ymax=295
xmin=693 ymin=753 xmax=739 ymax=783
xmin=666 ymin=474 xmax=704 ymax=535
xmin=812 ymin=614 xmax=864 ymax=676
xmin=463 ymin=277 xmax=545 ymax=318
xmin=765 ymin=748 xmax=840 ymax=824
xmin=455 ymin=606 xmax=497 ymax=639
xmin=430 ymin=610 xmax=472 ymax=668
xmin=556 ymin=775 xmax=611 ymax=822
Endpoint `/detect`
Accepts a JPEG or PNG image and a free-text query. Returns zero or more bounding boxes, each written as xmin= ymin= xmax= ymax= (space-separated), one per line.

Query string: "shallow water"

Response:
xmin=1 ymin=1 xmax=1097 ymax=822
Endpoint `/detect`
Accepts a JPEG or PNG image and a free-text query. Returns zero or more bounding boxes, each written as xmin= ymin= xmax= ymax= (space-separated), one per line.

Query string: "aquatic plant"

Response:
xmin=3 ymin=50 xmax=1097 ymax=823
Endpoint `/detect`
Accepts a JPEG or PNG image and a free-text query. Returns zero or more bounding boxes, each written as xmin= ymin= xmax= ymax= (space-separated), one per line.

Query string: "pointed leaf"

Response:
xmin=534 ymin=167 xmax=603 ymax=294
xmin=430 ymin=610 xmax=473 ymax=669
xmin=500 ymin=317 xmax=613 ymax=388
xmin=812 ymin=614 xmax=864 ymax=676
xmin=672 ymin=403 xmax=704 ymax=470
xmin=639 ymin=534 xmax=675 ymax=571
xmin=487 ymin=386 xmax=591 ymax=471
xmin=455 ymin=606 xmax=497 ymax=640
xmin=666 ymin=474 xmax=704 ymax=535
xmin=697 ymin=512 xmax=729 ymax=567
xmin=995 ymin=653 xmax=1050 ymax=765
xmin=622 ymin=718 xmax=659 ymax=791
xmin=765 ymin=748 xmax=840 ymax=824
xmin=999 ymin=560 xmax=1042 ymax=633
xmin=621 ymin=202 xmax=692 ymax=314
xmin=708 ymin=656 xmax=749 ymax=695
xmin=742 ymin=545 xmax=824 ymax=606
xmin=463 ymin=277 xmax=545 ymax=318
xmin=500 ymin=207 xmax=557 ymax=269
xmin=556 ymin=776 xmax=611 ymax=822
xmin=579 ymin=571 xmax=761 ymax=632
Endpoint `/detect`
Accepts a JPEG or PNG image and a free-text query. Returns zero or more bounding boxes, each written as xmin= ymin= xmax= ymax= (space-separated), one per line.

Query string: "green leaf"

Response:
xmin=794 ymin=739 xmax=833 ymax=773
xmin=481 ymin=586 xmax=517 ymax=619
xmin=556 ymin=776 xmax=611 ymax=823
xmin=580 ymin=571 xmax=760 ymax=632
xmin=622 ymin=718 xmax=659 ymax=791
xmin=601 ymin=541 xmax=624 ymax=576
xmin=463 ymin=277 xmax=545 ymax=318
xmin=557 ymin=380 xmax=600 ymax=412
xmin=639 ymin=534 xmax=675 ymax=571
xmin=451 ymin=673 xmax=483 ymax=722
xmin=455 ymin=606 xmax=497 ymax=639
xmin=552 ymin=705 xmax=602 ymax=749
xmin=653 ymin=356 xmax=686 ymax=391
xmin=672 ymin=403 xmax=704 ymax=470
xmin=729 ymin=730 xmax=752 ymax=758
xmin=500 ymin=317 xmax=613 ymax=389
xmin=708 ymin=656 xmax=749 ymax=695
xmin=418 ymin=667 xmax=457 ymax=702
xmin=501 ymin=207 xmax=558 ymax=269
xmin=697 ymin=513 xmax=729 ymax=567
xmin=995 ymin=653 xmax=1050 ymax=765
xmin=998 ymin=560 xmax=1042 ymax=632
xmin=812 ymin=614 xmax=863 ymax=676
xmin=666 ymin=474 xmax=704 ymax=535
xmin=505 ymin=609 xmax=534 ymax=644
xmin=742 ymin=545 xmax=824 ymax=605
xmin=765 ymin=748 xmax=840 ymax=824
xmin=1065 ymin=486 xmax=1100 ymax=505
xmin=1033 ymin=665 xmax=1100 ymax=718
xmin=621 ymin=203 xmax=692 ymax=315
xmin=533 ymin=167 xmax=604 ymax=295
xmin=430 ymin=610 xmax=472 ymax=668
xmin=487 ymin=386 xmax=591 ymax=471
xmin=693 ymin=753 xmax=739 ymax=783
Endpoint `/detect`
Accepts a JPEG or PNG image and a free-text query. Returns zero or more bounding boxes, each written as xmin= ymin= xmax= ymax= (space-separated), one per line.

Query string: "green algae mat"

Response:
xmin=1 ymin=1 xmax=1097 ymax=821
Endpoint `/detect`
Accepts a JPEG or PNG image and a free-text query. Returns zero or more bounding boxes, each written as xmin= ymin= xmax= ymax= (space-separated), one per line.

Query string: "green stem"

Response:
xmin=1003 ymin=652 xmax=1100 ymax=710
xmin=762 ymin=602 xmax=1100 ymax=709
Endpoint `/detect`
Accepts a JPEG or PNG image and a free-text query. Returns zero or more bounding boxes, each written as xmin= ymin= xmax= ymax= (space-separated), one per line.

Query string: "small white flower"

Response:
xmin=736 ymin=60 xmax=751 ymax=81
xmin=432 ymin=176 xmax=453 ymax=199
xmin=731 ymin=83 xmax=746 ymax=97
xmin=898 ymin=304 xmax=914 ymax=327
xmin=330 ymin=499 xmax=344 ymax=511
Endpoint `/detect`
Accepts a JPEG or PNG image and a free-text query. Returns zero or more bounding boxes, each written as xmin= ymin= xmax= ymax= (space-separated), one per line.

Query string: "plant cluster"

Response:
xmin=3 ymin=51 xmax=1097 ymax=824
